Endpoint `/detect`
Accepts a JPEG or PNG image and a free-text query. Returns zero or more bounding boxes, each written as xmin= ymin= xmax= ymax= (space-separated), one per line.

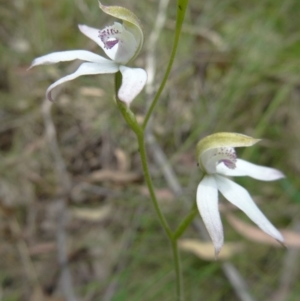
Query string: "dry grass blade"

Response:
xmin=87 ymin=169 xmax=141 ymax=183
xmin=226 ymin=214 xmax=300 ymax=248
xmin=179 ymin=239 xmax=244 ymax=261
xmin=270 ymin=223 xmax=300 ymax=301
xmin=71 ymin=205 xmax=111 ymax=222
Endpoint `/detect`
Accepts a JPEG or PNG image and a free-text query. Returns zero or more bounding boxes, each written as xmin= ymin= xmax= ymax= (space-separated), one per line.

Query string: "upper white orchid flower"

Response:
xmin=196 ymin=132 xmax=285 ymax=256
xmin=29 ymin=2 xmax=147 ymax=106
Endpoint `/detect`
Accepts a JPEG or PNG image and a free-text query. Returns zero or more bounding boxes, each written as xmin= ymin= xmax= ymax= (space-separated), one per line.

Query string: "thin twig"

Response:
xmin=222 ymin=262 xmax=257 ymax=301
xmin=41 ymin=99 xmax=78 ymax=301
xmin=146 ymin=133 xmax=183 ymax=196
xmin=142 ymin=0 xmax=188 ymax=129
xmin=270 ymin=222 xmax=300 ymax=301
xmin=55 ymin=199 xmax=78 ymax=301
xmin=145 ymin=0 xmax=171 ymax=100
xmin=42 ymin=100 xmax=72 ymax=193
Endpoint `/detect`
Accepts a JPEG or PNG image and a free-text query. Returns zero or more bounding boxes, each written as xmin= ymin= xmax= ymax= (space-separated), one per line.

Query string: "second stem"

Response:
xmin=136 ymin=131 xmax=183 ymax=300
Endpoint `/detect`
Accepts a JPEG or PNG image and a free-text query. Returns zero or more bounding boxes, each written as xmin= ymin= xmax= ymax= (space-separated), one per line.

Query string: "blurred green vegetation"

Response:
xmin=0 ymin=0 xmax=300 ymax=300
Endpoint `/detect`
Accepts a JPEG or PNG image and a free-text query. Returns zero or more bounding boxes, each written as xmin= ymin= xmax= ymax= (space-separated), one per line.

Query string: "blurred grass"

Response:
xmin=1 ymin=0 xmax=300 ymax=300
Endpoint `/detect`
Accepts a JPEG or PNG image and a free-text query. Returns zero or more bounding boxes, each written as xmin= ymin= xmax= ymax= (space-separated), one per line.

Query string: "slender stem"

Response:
xmin=173 ymin=201 xmax=198 ymax=240
xmin=137 ymin=132 xmax=173 ymax=238
xmin=137 ymin=132 xmax=183 ymax=300
xmin=142 ymin=0 xmax=190 ymax=129
xmin=114 ymin=17 xmax=190 ymax=290
xmin=115 ymin=73 xmax=171 ymax=237
xmin=172 ymin=240 xmax=183 ymax=301
xmin=117 ymin=107 xmax=185 ymax=299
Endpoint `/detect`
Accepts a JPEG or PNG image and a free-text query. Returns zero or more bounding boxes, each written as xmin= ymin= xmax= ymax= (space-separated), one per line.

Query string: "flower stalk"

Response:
xmin=131 ymin=126 xmax=185 ymax=300
xmin=143 ymin=0 xmax=190 ymax=129
xmin=115 ymin=1 xmax=190 ymax=299
xmin=173 ymin=200 xmax=199 ymax=241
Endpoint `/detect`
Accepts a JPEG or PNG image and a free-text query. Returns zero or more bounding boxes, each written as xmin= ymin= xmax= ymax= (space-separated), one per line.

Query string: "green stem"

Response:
xmin=137 ymin=132 xmax=173 ymax=238
xmin=171 ymin=240 xmax=183 ymax=301
xmin=173 ymin=201 xmax=198 ymax=240
xmin=136 ymin=131 xmax=183 ymax=299
xmin=114 ymin=0 xmax=191 ymax=288
xmin=116 ymin=110 xmax=185 ymax=299
xmin=142 ymin=0 xmax=190 ymax=129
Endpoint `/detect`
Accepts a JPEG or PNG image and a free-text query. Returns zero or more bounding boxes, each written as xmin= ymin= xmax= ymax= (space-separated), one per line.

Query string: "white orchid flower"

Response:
xmin=196 ymin=132 xmax=285 ymax=256
xmin=29 ymin=2 xmax=147 ymax=106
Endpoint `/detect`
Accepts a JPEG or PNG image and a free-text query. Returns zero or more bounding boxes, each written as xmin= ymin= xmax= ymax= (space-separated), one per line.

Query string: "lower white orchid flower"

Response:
xmin=196 ymin=133 xmax=285 ymax=256
xmin=29 ymin=2 xmax=147 ymax=106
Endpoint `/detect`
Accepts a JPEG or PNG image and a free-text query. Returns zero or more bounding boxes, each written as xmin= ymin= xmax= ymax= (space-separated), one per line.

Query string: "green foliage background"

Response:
xmin=0 ymin=0 xmax=299 ymax=300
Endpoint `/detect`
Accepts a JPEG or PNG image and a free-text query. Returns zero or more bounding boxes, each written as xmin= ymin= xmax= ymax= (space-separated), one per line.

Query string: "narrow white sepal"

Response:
xmin=215 ymin=175 xmax=284 ymax=243
xmin=118 ymin=66 xmax=147 ymax=105
xmin=45 ymin=61 xmax=119 ymax=101
xmin=197 ymin=175 xmax=224 ymax=256
xmin=29 ymin=50 xmax=111 ymax=69
xmin=216 ymin=159 xmax=285 ymax=181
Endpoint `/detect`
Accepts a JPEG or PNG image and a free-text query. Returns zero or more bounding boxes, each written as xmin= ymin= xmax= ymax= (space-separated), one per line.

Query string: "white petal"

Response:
xmin=118 ymin=66 xmax=147 ymax=105
xmin=215 ymin=175 xmax=284 ymax=242
xmin=197 ymin=175 xmax=224 ymax=256
xmin=216 ymin=159 xmax=285 ymax=181
xmin=45 ymin=62 xmax=119 ymax=101
xmin=30 ymin=50 xmax=112 ymax=68
xmin=78 ymin=24 xmax=118 ymax=62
